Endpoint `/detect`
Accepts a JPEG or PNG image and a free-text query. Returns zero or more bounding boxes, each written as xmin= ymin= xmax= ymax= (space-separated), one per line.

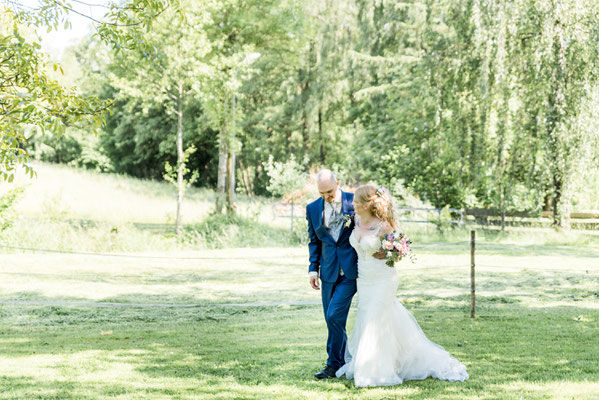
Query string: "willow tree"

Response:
xmin=346 ymin=0 xmax=599 ymax=226
xmin=515 ymin=0 xmax=599 ymax=228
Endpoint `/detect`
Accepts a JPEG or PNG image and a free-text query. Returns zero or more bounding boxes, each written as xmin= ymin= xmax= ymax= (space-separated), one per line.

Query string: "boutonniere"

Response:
xmin=343 ymin=214 xmax=354 ymax=228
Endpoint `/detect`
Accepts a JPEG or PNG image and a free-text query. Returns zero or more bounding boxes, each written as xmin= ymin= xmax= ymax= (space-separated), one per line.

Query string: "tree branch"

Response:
xmin=46 ymin=0 xmax=170 ymax=28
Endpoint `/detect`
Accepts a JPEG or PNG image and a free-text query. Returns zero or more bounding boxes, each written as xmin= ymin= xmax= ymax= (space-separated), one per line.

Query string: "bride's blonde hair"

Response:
xmin=354 ymin=185 xmax=398 ymax=230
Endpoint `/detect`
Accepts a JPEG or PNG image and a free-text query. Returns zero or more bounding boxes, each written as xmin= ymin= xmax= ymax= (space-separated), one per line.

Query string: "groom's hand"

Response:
xmin=310 ymin=275 xmax=320 ymax=290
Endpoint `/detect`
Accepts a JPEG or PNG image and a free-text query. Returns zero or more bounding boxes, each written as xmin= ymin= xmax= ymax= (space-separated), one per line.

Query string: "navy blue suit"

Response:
xmin=306 ymin=191 xmax=358 ymax=369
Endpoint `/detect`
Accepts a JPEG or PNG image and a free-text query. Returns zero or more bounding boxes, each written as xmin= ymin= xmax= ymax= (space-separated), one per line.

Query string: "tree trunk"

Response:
xmin=547 ymin=17 xmax=570 ymax=230
xmin=226 ymin=152 xmax=235 ymax=213
xmin=216 ymin=95 xmax=228 ymax=214
xmin=318 ymin=106 xmax=324 ymax=163
xmin=175 ymin=85 xmax=184 ymax=236
xmin=238 ymin=158 xmax=253 ymax=196
xmin=227 ymin=91 xmax=236 ymax=213
xmin=543 ymin=193 xmax=552 ymax=212
xmin=552 ymin=174 xmax=571 ymax=230
xmin=299 ymin=69 xmax=310 ymax=146
xmin=552 ymin=174 xmax=561 ymax=226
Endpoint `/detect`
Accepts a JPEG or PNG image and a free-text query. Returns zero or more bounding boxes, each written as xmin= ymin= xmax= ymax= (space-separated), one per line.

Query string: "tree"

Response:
xmin=0 ymin=0 xmax=172 ymax=181
xmin=346 ymin=0 xmax=599 ymax=229
xmin=0 ymin=8 xmax=108 ymax=181
xmin=199 ymin=0 xmax=303 ymax=213
xmin=106 ymin=0 xmax=211 ymax=235
xmin=522 ymin=0 xmax=599 ymax=229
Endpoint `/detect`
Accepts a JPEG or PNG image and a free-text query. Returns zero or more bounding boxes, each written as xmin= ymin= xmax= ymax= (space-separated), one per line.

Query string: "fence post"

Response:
xmin=470 ymin=230 xmax=476 ymax=318
xmin=290 ymin=201 xmax=294 ymax=233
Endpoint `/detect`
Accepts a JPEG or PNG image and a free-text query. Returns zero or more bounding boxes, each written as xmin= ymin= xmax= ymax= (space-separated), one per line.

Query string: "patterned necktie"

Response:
xmin=328 ymin=204 xmax=343 ymax=241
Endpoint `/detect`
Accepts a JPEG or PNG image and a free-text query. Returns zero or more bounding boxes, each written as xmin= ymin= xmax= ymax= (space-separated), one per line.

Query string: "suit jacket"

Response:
xmin=306 ymin=191 xmax=358 ymax=283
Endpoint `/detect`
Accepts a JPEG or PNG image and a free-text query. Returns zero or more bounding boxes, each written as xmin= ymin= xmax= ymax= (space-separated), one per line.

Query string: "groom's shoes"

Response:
xmin=314 ymin=365 xmax=338 ymax=380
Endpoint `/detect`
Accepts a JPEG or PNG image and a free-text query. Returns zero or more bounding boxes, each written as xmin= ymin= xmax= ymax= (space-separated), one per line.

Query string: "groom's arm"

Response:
xmin=306 ymin=207 xmax=321 ymax=289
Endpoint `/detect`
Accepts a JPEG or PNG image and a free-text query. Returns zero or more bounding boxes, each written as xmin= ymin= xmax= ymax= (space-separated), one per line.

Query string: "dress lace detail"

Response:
xmin=335 ymin=227 xmax=469 ymax=387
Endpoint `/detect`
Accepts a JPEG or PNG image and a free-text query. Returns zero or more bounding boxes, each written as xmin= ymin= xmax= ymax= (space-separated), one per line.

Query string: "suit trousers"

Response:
xmin=321 ymin=273 xmax=357 ymax=369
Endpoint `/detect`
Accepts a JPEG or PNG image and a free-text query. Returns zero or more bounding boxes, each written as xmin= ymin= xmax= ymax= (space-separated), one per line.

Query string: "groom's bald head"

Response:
xmin=316 ymin=169 xmax=339 ymax=203
xmin=317 ymin=169 xmax=337 ymax=185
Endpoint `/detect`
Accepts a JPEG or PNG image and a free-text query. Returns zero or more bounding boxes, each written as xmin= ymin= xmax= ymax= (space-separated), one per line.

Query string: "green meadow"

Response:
xmin=1 ymin=247 xmax=599 ymax=399
xmin=1 ymin=163 xmax=599 ymax=399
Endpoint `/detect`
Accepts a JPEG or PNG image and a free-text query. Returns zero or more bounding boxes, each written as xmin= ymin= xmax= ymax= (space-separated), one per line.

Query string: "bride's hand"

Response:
xmin=372 ymin=249 xmax=386 ymax=259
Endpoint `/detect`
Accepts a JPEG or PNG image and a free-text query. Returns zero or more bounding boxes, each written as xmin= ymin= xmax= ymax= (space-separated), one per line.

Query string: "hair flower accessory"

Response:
xmin=376 ymin=186 xmax=387 ymax=197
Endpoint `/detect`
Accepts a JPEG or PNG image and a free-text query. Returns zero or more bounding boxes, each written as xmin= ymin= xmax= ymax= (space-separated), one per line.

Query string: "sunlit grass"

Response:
xmin=1 ymin=245 xmax=599 ymax=399
xmin=2 ymin=246 xmax=599 ymax=307
xmin=0 ymin=162 xmax=278 ymax=226
xmin=0 ymin=162 xmax=212 ymax=223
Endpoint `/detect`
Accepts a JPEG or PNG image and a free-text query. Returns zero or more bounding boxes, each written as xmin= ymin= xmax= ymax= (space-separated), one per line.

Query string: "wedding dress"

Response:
xmin=335 ymin=222 xmax=469 ymax=387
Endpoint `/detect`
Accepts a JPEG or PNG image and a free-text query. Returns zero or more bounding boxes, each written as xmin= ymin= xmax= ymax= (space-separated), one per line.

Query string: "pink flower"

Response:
xmin=383 ymin=240 xmax=394 ymax=250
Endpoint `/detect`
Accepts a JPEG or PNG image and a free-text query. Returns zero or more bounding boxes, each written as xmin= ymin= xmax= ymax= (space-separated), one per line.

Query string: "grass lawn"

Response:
xmin=1 ymin=245 xmax=599 ymax=399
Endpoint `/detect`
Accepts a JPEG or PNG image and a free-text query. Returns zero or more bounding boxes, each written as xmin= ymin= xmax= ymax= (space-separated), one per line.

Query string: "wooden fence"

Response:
xmin=464 ymin=208 xmax=599 ymax=230
xmin=272 ymin=202 xmax=599 ymax=231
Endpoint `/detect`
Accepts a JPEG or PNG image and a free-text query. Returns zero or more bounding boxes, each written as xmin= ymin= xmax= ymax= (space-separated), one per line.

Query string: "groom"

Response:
xmin=306 ymin=169 xmax=358 ymax=379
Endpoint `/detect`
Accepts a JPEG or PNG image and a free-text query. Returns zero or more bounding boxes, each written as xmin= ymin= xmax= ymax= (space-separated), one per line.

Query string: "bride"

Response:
xmin=335 ymin=184 xmax=469 ymax=387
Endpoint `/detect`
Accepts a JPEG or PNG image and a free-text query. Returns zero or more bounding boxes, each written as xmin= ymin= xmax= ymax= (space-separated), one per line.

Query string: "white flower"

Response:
xmin=343 ymin=214 xmax=353 ymax=228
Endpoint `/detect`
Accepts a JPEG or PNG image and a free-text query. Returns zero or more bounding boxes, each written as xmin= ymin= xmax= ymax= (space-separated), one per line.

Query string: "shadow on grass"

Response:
xmin=1 ymin=293 xmax=598 ymax=399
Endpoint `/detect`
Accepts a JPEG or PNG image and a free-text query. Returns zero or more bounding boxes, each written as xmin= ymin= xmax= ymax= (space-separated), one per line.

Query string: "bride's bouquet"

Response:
xmin=379 ymin=231 xmax=414 ymax=267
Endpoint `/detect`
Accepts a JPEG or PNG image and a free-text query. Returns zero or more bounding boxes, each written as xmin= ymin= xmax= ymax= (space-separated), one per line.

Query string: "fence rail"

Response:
xmin=271 ymin=203 xmax=599 ymax=231
xmin=14 ymin=206 xmax=599 ymax=232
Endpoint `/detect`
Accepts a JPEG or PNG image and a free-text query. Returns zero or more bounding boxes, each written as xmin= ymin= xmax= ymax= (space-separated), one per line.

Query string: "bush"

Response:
xmin=263 ymin=155 xmax=308 ymax=201
xmin=0 ymin=186 xmax=26 ymax=232
xmin=29 ymin=128 xmax=112 ymax=172
xmin=429 ymin=205 xmax=454 ymax=234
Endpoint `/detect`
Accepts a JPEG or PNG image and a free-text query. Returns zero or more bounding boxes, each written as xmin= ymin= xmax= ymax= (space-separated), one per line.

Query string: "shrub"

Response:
xmin=0 ymin=186 xmax=26 ymax=232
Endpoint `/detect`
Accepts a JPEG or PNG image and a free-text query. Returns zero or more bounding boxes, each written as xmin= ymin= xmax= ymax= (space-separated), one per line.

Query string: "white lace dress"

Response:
xmin=335 ymin=223 xmax=469 ymax=387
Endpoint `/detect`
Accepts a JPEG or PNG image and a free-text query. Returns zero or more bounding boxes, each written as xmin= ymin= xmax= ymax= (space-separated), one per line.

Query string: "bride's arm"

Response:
xmin=379 ymin=221 xmax=394 ymax=236
xmin=372 ymin=221 xmax=393 ymax=259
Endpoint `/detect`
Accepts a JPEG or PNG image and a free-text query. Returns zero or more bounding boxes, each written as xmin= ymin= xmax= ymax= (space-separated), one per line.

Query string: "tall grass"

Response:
xmin=181 ymin=213 xmax=306 ymax=249
xmin=0 ymin=162 xmax=216 ymax=223
xmin=0 ymin=162 xmax=304 ymax=252
xmin=1 ymin=162 xmax=598 ymax=253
